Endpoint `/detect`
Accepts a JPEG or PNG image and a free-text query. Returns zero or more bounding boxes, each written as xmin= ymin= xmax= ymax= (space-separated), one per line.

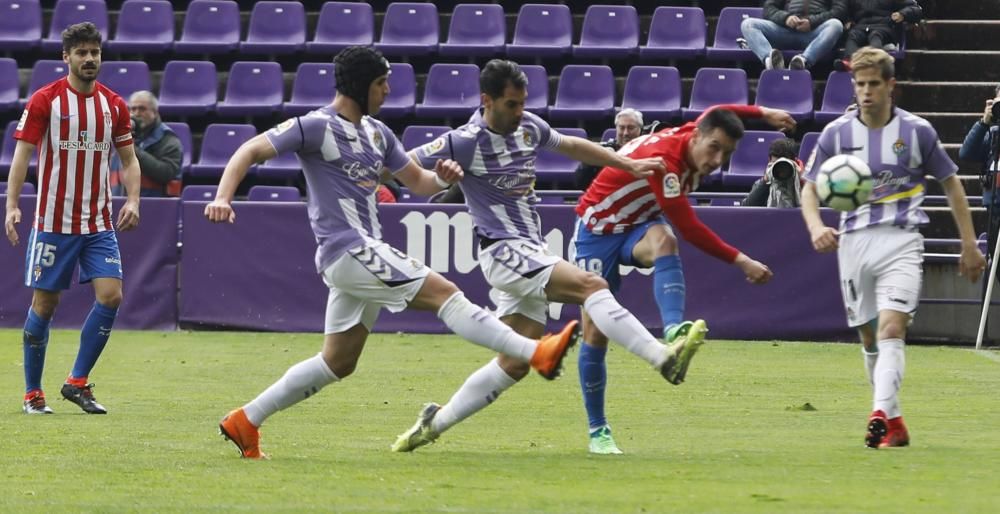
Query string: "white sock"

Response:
xmin=872 ymin=339 xmax=905 ymax=418
xmin=862 ymin=346 xmax=879 ymax=386
xmin=583 ymin=289 xmax=668 ymax=366
xmin=431 ymin=358 xmax=518 ymax=434
xmin=438 ymin=292 xmax=536 ymax=362
xmin=243 ymin=353 xmax=339 ymax=426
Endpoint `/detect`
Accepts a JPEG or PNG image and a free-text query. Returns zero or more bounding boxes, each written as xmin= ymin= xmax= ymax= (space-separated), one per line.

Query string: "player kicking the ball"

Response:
xmin=800 ymin=47 xmax=986 ymax=449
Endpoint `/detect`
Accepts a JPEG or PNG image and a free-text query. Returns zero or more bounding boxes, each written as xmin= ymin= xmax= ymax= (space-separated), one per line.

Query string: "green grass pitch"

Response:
xmin=1 ymin=329 xmax=998 ymax=513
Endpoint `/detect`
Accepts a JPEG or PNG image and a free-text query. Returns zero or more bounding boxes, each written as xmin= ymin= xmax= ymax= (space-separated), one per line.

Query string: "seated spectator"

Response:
xmin=837 ymin=0 xmax=923 ymax=70
xmin=741 ymin=0 xmax=847 ymax=70
xmin=111 ymin=91 xmax=182 ymax=197
xmin=741 ymin=138 xmax=803 ymax=207
xmin=574 ymin=108 xmax=644 ymax=190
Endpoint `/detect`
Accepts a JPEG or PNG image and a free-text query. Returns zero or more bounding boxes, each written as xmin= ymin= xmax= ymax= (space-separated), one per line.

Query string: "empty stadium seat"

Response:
xmin=241 ymin=1 xmax=306 ymax=55
xmin=621 ymin=66 xmax=682 ymax=120
xmin=722 ymin=130 xmax=786 ymax=187
xmin=173 ymin=0 xmax=240 ymax=54
xmin=0 ymin=58 xmax=19 ymax=112
xmin=705 ymin=7 xmax=761 ymax=61
xmin=21 ymin=60 xmax=67 ymax=108
xmin=815 ymin=71 xmax=854 ymax=124
xmin=97 ymin=61 xmax=152 ymax=101
xmin=106 ymin=0 xmax=174 ymax=53
xmin=401 ymin=126 xmax=449 ymax=151
xmin=378 ymin=62 xmax=416 ymax=118
xmin=0 ymin=121 xmax=38 ymax=177
xmin=507 ymin=4 xmax=571 ymax=58
xmin=0 ymin=0 xmax=41 ymax=51
xmin=41 ymin=0 xmax=108 ymax=52
xmin=755 ymin=69 xmax=814 ymax=121
xmin=157 ymin=61 xmax=218 ymax=116
xmin=187 ymin=124 xmax=256 ymax=178
xmin=248 ymin=185 xmax=300 ymax=202
xmin=307 ymin=2 xmax=374 ymax=54
xmin=548 ymin=65 xmax=615 ymax=121
xmin=536 ymin=127 xmax=587 ymax=184
xmin=439 ymin=4 xmax=505 ymax=57
xmin=682 ymin=67 xmax=748 ymax=121
xmin=799 ymin=132 xmax=820 ymax=163
xmin=573 ymin=5 xmax=639 ymax=59
xmin=180 ymin=185 xmax=217 ymax=201
xmin=0 ymin=182 xmax=36 ymax=195
xmin=257 ymin=151 xmax=300 ymax=181
xmin=415 ymin=63 xmax=480 ymax=119
xmin=283 ymin=63 xmax=336 ymax=116
xmin=375 ymin=3 xmax=439 ymax=56
xmin=641 ymin=6 xmax=706 ymax=60
xmin=600 ymin=127 xmax=616 ymax=143
xmin=217 ymin=62 xmax=284 ymax=117
xmin=164 ymin=122 xmax=192 ymax=175
xmin=521 ymin=64 xmax=549 ymax=116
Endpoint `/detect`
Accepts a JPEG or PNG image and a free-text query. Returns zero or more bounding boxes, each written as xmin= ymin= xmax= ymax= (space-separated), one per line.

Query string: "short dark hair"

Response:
xmin=697 ymin=108 xmax=744 ymax=141
xmin=768 ymin=138 xmax=799 ymax=160
xmin=480 ymin=60 xmax=528 ymax=99
xmin=62 ymin=22 xmax=102 ymax=53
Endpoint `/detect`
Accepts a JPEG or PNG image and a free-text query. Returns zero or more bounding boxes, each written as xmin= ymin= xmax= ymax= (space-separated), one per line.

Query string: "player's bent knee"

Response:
xmin=580 ymin=274 xmax=609 ymax=296
xmin=497 ymin=354 xmax=530 ymax=380
xmin=97 ymin=291 xmax=123 ymax=309
xmin=31 ymin=292 xmax=60 ymax=319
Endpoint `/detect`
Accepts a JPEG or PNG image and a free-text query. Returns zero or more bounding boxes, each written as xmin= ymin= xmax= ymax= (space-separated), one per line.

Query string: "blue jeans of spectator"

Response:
xmin=740 ymin=18 xmax=844 ymax=67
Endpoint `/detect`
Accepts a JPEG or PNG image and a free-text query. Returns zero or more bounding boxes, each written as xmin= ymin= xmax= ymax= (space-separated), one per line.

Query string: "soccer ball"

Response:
xmin=815 ymin=154 xmax=873 ymax=212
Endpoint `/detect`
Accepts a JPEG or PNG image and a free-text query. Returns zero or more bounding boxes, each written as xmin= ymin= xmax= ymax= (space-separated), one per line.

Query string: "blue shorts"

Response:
xmin=573 ymin=217 xmax=666 ymax=293
xmin=24 ymin=229 xmax=123 ymax=291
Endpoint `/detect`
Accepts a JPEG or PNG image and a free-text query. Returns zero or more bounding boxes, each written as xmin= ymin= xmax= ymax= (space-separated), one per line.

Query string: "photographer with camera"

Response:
xmin=574 ymin=108 xmax=645 ymax=190
xmin=110 ymin=91 xmax=182 ymax=197
xmin=959 ymin=85 xmax=1000 ymax=264
xmin=741 ymin=138 xmax=803 ymax=207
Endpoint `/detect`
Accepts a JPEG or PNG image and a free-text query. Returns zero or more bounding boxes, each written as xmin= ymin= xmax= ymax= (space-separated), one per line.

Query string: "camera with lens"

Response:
xmin=767 ymin=157 xmax=798 ymax=183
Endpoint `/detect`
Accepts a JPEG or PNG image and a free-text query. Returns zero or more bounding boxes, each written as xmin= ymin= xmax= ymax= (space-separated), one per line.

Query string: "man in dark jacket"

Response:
xmin=959 ymin=85 xmax=1000 ymax=259
xmin=111 ymin=91 xmax=182 ymax=197
xmin=842 ymin=0 xmax=923 ymax=62
xmin=574 ymin=108 xmax=643 ymax=191
xmin=741 ymin=0 xmax=848 ymax=70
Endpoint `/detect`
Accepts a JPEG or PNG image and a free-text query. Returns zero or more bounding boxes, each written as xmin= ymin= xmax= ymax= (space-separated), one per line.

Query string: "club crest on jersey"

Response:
xmin=662 ymin=173 xmax=682 ymax=198
xmin=892 ymin=138 xmax=908 ymax=157
xmin=522 ymin=130 xmax=533 ymax=146
xmin=33 ymin=265 xmax=42 ymax=282
xmin=104 ymin=112 xmax=113 ymax=127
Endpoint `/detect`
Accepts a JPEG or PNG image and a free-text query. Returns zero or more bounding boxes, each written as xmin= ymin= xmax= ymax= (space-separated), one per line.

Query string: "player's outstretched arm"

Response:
xmin=941 ymin=175 xmax=987 ymax=282
xmin=556 ymin=135 xmax=664 ymax=178
xmin=758 ymin=107 xmax=797 ymax=132
xmin=4 ymin=140 xmax=35 ymax=246
xmin=397 ymin=153 xmax=464 ymax=196
xmin=734 ymin=253 xmax=774 ymax=284
xmin=205 ymin=134 xmax=278 ymax=224
xmin=115 ymin=143 xmax=141 ymax=231
xmin=801 ymin=182 xmax=839 ymax=252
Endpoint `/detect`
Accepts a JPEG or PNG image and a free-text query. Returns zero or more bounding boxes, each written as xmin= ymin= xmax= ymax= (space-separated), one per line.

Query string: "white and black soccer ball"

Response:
xmin=815 ymin=154 xmax=873 ymax=212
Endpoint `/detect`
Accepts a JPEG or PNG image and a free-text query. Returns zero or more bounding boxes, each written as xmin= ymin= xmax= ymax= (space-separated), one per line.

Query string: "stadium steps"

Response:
xmin=909 ymin=20 xmax=1000 ymax=51
xmin=898 ymin=50 xmax=1000 ymax=82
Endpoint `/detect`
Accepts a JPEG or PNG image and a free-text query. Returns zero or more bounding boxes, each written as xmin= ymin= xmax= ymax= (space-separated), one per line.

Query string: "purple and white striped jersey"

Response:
xmin=411 ymin=109 xmax=563 ymax=244
xmin=804 ymin=107 xmax=957 ymax=234
xmin=264 ymin=106 xmax=410 ymax=272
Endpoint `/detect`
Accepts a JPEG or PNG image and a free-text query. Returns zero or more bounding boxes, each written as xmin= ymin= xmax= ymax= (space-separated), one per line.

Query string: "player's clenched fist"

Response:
xmin=205 ymin=200 xmax=236 ymax=224
xmin=810 ymin=226 xmax=839 ymax=253
xmin=434 ymin=158 xmax=464 ymax=186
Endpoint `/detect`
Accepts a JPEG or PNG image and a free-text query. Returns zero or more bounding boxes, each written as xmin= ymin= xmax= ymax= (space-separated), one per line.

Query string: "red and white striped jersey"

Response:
xmin=15 ymin=77 xmax=132 ymax=234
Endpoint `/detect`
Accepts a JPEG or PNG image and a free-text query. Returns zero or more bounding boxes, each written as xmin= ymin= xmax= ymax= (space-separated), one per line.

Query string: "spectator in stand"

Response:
xmin=741 ymin=138 xmax=804 ymax=207
xmin=741 ymin=0 xmax=848 ymax=70
xmin=575 ymin=108 xmax=644 ymax=191
xmin=111 ymin=91 xmax=182 ymax=197
xmin=836 ymin=0 xmax=923 ymax=70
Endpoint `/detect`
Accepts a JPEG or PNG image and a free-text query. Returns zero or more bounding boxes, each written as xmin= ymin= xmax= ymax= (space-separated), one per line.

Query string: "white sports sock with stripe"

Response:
xmin=243 ymin=353 xmax=339 ymax=427
xmin=873 ymin=339 xmax=905 ymax=418
xmin=437 ymin=292 xmax=537 ymax=362
xmin=583 ymin=289 xmax=669 ymax=366
xmin=431 ymin=358 xmax=518 ymax=434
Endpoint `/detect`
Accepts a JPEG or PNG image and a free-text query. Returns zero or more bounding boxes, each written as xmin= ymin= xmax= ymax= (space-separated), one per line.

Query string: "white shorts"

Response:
xmin=478 ymin=238 xmax=561 ymax=325
xmin=321 ymin=238 xmax=430 ymax=334
xmin=837 ymin=225 xmax=923 ymax=327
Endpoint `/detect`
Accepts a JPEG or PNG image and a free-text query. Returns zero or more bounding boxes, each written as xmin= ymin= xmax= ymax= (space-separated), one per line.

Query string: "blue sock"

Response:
xmin=653 ymin=255 xmax=686 ymax=337
xmin=578 ymin=342 xmax=608 ymax=431
xmin=71 ymin=302 xmax=118 ymax=380
xmin=23 ymin=308 xmax=51 ymax=393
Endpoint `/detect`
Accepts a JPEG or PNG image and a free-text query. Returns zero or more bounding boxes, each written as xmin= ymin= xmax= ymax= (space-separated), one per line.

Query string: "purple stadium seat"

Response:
xmin=216 ymin=62 xmax=283 ymax=117
xmin=375 ymin=3 xmax=439 ymax=57
xmin=164 ymin=122 xmax=192 ymax=175
xmin=521 ymin=64 xmax=548 ymax=116
xmin=621 ymin=66 xmax=682 ymax=120
xmin=180 ymin=185 xmax=217 ymax=201
xmin=173 ymin=0 xmax=240 ymax=54
xmin=241 ymin=2 xmax=306 ymax=55
xmin=798 ymin=132 xmax=820 ymax=162
xmin=0 ymin=0 xmax=41 ymax=51
xmin=378 ymin=62 xmax=415 ymax=119
xmin=0 ymin=182 xmax=35 ymax=194
xmin=439 ymin=4 xmax=505 ymax=57
xmin=157 ymin=61 xmax=218 ymax=116
xmin=106 ymin=0 xmax=174 ymax=53
xmin=534 ymin=189 xmax=582 ymax=205
xmin=20 ymin=60 xmax=67 ymax=108
xmin=257 ymin=151 xmax=300 ymax=181
xmin=248 ymin=185 xmax=300 ymax=202
xmin=548 ymin=65 xmax=615 ymax=121
xmin=283 ymin=63 xmax=336 ymax=116
xmin=306 ymin=2 xmax=373 ymax=54
xmin=722 ymin=130 xmax=786 ymax=187
xmin=536 ymin=127 xmax=587 ymax=184
xmin=755 ymin=69 xmax=814 ymax=121
xmin=41 ymin=0 xmax=108 ymax=52
xmin=1 ymin=120 xmax=38 ymax=177
xmin=187 ymin=124 xmax=256 ymax=178
xmin=97 ymin=61 xmax=151 ymax=101
xmin=815 ymin=71 xmax=854 ymax=124
xmin=0 ymin=58 xmax=19 ymax=112
xmin=415 ymin=63 xmax=480 ymax=119
xmin=401 ymin=126 xmax=449 ymax=151
xmin=507 ymin=4 xmax=571 ymax=58
xmin=641 ymin=6 xmax=706 ymax=60
xmin=682 ymin=67 xmax=748 ymax=121
xmin=600 ymin=127 xmax=616 ymax=143
xmin=573 ymin=5 xmax=639 ymax=59
xmin=705 ymin=7 xmax=761 ymax=62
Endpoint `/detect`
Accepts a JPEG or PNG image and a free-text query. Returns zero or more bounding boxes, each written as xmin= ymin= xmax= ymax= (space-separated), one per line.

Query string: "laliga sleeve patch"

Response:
xmin=421 ymin=136 xmax=446 ymax=156
xmin=662 ymin=173 xmax=681 ymax=198
xmin=272 ymin=119 xmax=296 ymax=136
xmin=16 ymin=109 xmax=28 ymax=131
